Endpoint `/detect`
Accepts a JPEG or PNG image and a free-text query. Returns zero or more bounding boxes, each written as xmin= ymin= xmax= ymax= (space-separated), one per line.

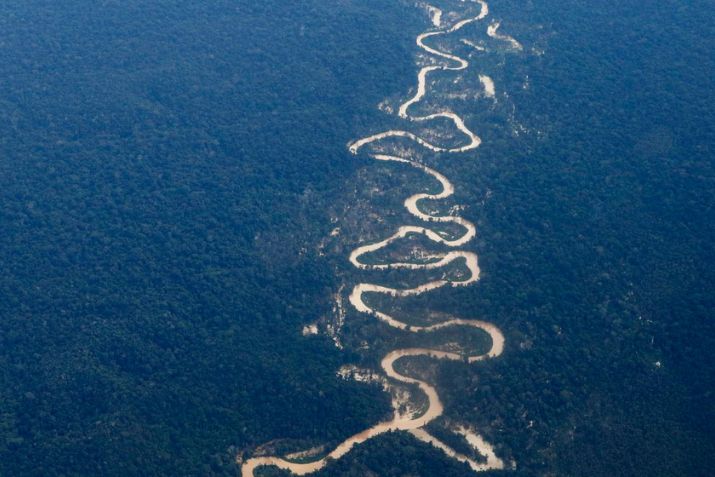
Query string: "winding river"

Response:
xmin=241 ymin=1 xmax=517 ymax=474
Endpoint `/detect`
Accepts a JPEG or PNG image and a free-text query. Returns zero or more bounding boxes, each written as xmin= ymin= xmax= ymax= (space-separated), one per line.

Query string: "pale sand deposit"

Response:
xmin=427 ymin=5 xmax=443 ymax=27
xmin=479 ymin=74 xmax=496 ymax=97
xmin=487 ymin=21 xmax=523 ymax=51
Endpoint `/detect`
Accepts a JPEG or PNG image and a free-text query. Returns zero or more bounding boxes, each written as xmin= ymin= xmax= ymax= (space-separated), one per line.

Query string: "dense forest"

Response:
xmin=0 ymin=0 xmax=713 ymax=476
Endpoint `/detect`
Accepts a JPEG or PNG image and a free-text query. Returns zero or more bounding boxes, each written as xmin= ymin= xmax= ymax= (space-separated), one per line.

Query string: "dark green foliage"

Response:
xmin=0 ymin=0 xmax=414 ymax=475
xmin=0 ymin=0 xmax=713 ymax=476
